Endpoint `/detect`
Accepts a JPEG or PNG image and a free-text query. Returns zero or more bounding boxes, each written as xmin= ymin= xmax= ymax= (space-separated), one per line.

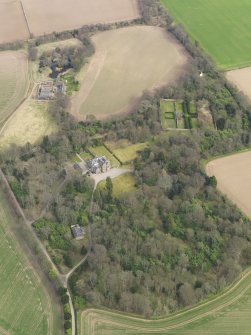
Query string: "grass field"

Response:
xmin=71 ymin=26 xmax=187 ymax=120
xmin=161 ymin=0 xmax=251 ymax=70
xmin=88 ymin=146 xmax=120 ymax=167
xmin=206 ymin=150 xmax=251 ymax=218
xmin=0 ymin=189 xmax=61 ymax=335
xmin=0 ymin=101 xmax=57 ymax=149
xmin=80 ymin=268 xmax=251 ymax=334
xmin=105 ymin=140 xmax=148 ymax=164
xmin=0 ymin=51 xmax=30 ymax=128
xmin=98 ymin=173 xmax=136 ymax=197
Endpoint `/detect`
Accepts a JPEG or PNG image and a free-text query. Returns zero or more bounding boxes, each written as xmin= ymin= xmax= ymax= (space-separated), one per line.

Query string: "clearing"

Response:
xmin=0 ymin=51 xmax=30 ymax=127
xmin=0 ymin=101 xmax=57 ymax=150
xmin=161 ymin=0 xmax=251 ymax=70
xmin=71 ymin=26 xmax=187 ymax=120
xmin=21 ymin=0 xmax=139 ymax=37
xmin=0 ymin=1 xmax=29 ymax=43
xmin=80 ymin=268 xmax=251 ymax=334
xmin=98 ymin=172 xmax=136 ymax=197
xmin=226 ymin=67 xmax=251 ymax=101
xmin=105 ymin=140 xmax=148 ymax=164
xmin=206 ymin=151 xmax=251 ymax=218
xmin=0 ymin=188 xmax=61 ymax=335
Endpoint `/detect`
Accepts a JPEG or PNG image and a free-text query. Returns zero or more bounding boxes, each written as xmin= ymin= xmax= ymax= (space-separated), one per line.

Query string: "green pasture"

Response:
xmin=106 ymin=140 xmax=148 ymax=164
xmin=0 ymin=190 xmax=60 ymax=335
xmin=88 ymin=146 xmax=120 ymax=167
xmin=81 ymin=268 xmax=251 ymax=334
xmin=98 ymin=173 xmax=136 ymax=197
xmin=161 ymin=0 xmax=251 ymax=70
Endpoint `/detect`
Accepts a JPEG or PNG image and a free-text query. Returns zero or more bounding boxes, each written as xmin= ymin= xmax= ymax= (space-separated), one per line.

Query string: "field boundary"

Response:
xmin=80 ymin=268 xmax=251 ymax=334
xmin=20 ymin=0 xmax=31 ymax=38
xmin=0 ymin=176 xmax=63 ymax=335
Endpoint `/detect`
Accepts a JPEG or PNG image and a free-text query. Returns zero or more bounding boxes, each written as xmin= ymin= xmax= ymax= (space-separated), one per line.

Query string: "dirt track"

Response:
xmin=206 ymin=151 xmax=251 ymax=218
xmin=226 ymin=67 xmax=251 ymax=101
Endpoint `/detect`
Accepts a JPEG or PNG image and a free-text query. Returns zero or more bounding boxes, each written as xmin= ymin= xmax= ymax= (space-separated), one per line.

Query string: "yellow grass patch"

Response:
xmin=0 ymin=101 xmax=57 ymax=149
xmin=106 ymin=140 xmax=148 ymax=163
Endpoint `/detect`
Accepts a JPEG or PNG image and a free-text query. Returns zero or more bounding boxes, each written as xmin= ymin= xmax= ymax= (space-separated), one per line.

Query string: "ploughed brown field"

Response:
xmin=206 ymin=151 xmax=251 ymax=218
xmin=0 ymin=0 xmax=139 ymax=43
xmin=226 ymin=67 xmax=251 ymax=101
xmin=0 ymin=1 xmax=29 ymax=43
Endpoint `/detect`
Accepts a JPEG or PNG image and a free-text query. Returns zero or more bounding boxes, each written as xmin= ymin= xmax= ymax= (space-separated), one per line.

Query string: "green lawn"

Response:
xmin=98 ymin=173 xmax=136 ymax=197
xmin=160 ymin=100 xmax=174 ymax=113
xmin=0 ymin=190 xmax=61 ymax=335
xmin=161 ymin=0 xmax=251 ymax=70
xmin=106 ymin=140 xmax=148 ymax=164
xmin=88 ymin=146 xmax=120 ymax=167
xmin=79 ymin=152 xmax=93 ymax=161
xmin=81 ymin=268 xmax=251 ymax=334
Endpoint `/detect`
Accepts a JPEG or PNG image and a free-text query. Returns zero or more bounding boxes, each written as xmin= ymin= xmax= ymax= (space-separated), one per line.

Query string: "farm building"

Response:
xmin=71 ymin=224 xmax=84 ymax=240
xmin=37 ymin=79 xmax=65 ymax=100
xmin=87 ymin=156 xmax=111 ymax=174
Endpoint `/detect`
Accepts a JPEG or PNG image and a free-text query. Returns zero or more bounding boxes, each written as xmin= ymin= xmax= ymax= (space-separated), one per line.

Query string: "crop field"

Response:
xmin=161 ymin=0 xmax=251 ymax=70
xmin=0 ymin=189 xmax=61 ymax=335
xmin=0 ymin=1 xmax=29 ymax=43
xmin=21 ymin=0 xmax=139 ymax=37
xmin=98 ymin=173 xmax=136 ymax=197
xmin=71 ymin=26 xmax=187 ymax=120
xmin=0 ymin=0 xmax=139 ymax=43
xmin=88 ymin=146 xmax=120 ymax=167
xmin=160 ymin=100 xmax=197 ymax=130
xmin=80 ymin=268 xmax=251 ymax=334
xmin=0 ymin=101 xmax=57 ymax=150
xmin=226 ymin=67 xmax=251 ymax=101
xmin=206 ymin=150 xmax=251 ymax=218
xmin=0 ymin=51 xmax=30 ymax=128
xmin=106 ymin=140 xmax=148 ymax=164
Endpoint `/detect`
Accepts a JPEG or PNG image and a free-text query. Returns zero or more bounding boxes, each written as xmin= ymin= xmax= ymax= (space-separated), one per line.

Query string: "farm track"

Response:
xmin=80 ymin=269 xmax=251 ymax=334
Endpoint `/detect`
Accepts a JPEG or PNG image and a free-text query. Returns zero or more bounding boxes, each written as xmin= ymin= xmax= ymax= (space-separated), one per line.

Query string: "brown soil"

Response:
xmin=22 ymin=0 xmax=139 ymax=37
xmin=0 ymin=1 xmax=29 ymax=43
xmin=206 ymin=151 xmax=251 ymax=218
xmin=226 ymin=67 xmax=251 ymax=101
